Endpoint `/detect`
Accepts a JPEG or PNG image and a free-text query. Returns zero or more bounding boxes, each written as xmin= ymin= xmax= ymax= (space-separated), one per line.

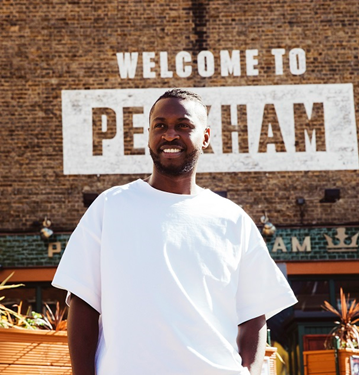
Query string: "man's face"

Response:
xmin=148 ymin=97 xmax=210 ymax=176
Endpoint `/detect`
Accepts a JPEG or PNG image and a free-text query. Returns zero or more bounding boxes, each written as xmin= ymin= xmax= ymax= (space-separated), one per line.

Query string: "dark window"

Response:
xmin=42 ymin=285 xmax=67 ymax=315
xmin=291 ymin=279 xmax=330 ymax=312
xmin=2 ymin=286 xmax=36 ymax=314
xmin=334 ymin=279 xmax=359 ymax=311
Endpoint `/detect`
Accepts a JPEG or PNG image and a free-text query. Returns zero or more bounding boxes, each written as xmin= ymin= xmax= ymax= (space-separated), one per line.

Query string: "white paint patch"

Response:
xmin=62 ymin=84 xmax=358 ymax=175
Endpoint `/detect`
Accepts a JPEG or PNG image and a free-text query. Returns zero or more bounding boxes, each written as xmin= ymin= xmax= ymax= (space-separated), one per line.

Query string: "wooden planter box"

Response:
xmin=0 ymin=328 xmax=71 ymax=374
xmin=303 ymin=348 xmax=359 ymax=375
xmin=0 ymin=328 xmax=277 ymax=375
xmin=264 ymin=346 xmax=278 ymax=375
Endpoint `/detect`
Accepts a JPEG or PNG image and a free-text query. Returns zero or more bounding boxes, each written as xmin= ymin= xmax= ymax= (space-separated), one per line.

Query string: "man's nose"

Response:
xmin=162 ymin=128 xmax=179 ymax=141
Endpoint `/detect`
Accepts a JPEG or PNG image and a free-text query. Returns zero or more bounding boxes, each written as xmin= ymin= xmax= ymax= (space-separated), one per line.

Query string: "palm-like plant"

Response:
xmin=0 ymin=272 xmax=27 ymax=329
xmin=322 ymin=288 xmax=359 ymax=349
xmin=44 ymin=302 xmax=67 ymax=331
xmin=1 ymin=273 xmax=52 ymax=330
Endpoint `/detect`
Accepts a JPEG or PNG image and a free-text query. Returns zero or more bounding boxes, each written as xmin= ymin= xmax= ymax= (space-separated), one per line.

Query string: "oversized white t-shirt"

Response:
xmin=52 ymin=179 xmax=297 ymax=375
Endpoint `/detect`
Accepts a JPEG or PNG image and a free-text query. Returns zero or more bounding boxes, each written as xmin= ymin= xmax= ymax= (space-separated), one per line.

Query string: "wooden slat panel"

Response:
xmin=0 ymin=329 xmax=68 ymax=343
xmin=0 ymin=364 xmax=71 ymax=374
xmin=265 ymin=347 xmax=277 ymax=375
xmin=0 ymin=342 xmax=70 ymax=366
xmin=303 ymin=350 xmax=336 ymax=375
xmin=303 ymin=349 xmax=359 ymax=375
xmin=0 ymin=330 xmax=281 ymax=375
xmin=338 ymin=349 xmax=358 ymax=375
xmin=0 ymin=328 xmax=71 ymax=371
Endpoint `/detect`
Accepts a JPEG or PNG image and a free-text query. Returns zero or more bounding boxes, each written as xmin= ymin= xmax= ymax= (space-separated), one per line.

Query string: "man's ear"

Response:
xmin=202 ymin=127 xmax=211 ymax=149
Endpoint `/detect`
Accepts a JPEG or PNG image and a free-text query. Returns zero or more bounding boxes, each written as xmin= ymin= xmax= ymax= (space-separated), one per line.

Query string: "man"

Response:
xmin=53 ymin=89 xmax=297 ymax=375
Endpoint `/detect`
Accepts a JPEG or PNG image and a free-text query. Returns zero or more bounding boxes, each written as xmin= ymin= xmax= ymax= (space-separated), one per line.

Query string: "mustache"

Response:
xmin=158 ymin=140 xmax=185 ymax=149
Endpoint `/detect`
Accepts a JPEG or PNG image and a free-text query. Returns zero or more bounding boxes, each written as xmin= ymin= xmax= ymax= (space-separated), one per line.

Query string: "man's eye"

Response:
xmin=178 ymin=123 xmax=190 ymax=128
xmin=154 ymin=123 xmax=165 ymax=128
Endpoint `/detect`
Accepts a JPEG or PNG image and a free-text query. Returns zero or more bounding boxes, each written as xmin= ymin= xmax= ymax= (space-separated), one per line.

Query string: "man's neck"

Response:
xmin=146 ymin=170 xmax=200 ymax=195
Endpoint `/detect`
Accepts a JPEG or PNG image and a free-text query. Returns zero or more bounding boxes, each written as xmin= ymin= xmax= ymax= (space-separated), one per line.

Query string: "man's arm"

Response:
xmin=237 ymin=314 xmax=267 ymax=375
xmin=67 ymin=294 xmax=100 ymax=375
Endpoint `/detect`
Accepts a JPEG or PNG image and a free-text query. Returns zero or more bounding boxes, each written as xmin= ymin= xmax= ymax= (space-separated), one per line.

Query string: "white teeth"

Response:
xmin=163 ymin=148 xmax=181 ymax=153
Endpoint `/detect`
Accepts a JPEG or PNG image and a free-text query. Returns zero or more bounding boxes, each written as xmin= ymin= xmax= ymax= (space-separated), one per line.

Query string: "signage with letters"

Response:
xmin=0 ymin=228 xmax=357 ymax=267
xmin=116 ymin=49 xmax=307 ymax=79
xmin=62 ymin=84 xmax=358 ymax=175
xmin=266 ymin=227 xmax=359 ymax=261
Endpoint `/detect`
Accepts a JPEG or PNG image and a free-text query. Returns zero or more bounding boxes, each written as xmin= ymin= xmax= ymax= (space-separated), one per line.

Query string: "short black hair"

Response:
xmin=149 ymin=88 xmax=207 ymax=119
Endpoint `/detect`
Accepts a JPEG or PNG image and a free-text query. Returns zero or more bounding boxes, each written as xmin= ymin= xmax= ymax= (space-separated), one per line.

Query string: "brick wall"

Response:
xmin=1 ymin=0 xmax=359 ymax=233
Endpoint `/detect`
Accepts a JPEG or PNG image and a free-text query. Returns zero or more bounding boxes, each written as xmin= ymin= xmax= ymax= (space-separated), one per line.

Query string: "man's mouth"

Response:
xmin=159 ymin=143 xmax=184 ymax=154
xmin=162 ymin=148 xmax=182 ymax=154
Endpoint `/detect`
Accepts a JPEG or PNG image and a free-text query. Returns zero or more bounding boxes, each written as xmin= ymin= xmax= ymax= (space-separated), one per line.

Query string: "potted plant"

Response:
xmin=0 ymin=273 xmax=71 ymax=374
xmin=303 ymin=288 xmax=359 ymax=375
xmin=322 ymin=288 xmax=359 ymax=350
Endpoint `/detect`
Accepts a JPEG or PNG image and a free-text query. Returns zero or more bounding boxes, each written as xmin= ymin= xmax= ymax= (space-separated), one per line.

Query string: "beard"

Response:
xmin=149 ymin=146 xmax=201 ymax=176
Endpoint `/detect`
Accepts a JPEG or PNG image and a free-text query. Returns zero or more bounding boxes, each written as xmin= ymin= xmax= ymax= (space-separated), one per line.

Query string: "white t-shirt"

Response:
xmin=52 ymin=179 xmax=297 ymax=375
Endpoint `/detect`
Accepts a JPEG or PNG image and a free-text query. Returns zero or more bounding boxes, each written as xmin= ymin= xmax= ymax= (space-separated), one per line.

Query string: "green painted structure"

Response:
xmin=266 ymin=226 xmax=359 ymax=261
xmin=1 ymin=226 xmax=358 ymax=268
xmin=0 ymin=234 xmax=70 ymax=267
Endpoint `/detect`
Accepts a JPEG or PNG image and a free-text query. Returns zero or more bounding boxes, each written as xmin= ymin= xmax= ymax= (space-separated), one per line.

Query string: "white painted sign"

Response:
xmin=62 ymin=84 xmax=358 ymax=175
xmin=116 ymin=49 xmax=306 ymax=78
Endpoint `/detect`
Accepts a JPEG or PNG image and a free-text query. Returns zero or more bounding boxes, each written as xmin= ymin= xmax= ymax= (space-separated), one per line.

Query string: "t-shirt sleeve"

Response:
xmin=235 ymin=216 xmax=297 ymax=325
xmin=52 ymin=193 xmax=104 ymax=314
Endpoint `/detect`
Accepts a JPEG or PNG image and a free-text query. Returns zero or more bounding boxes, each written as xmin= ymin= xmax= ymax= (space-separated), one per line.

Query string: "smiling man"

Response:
xmin=53 ymin=89 xmax=297 ymax=375
xmin=147 ymin=91 xmax=210 ymax=192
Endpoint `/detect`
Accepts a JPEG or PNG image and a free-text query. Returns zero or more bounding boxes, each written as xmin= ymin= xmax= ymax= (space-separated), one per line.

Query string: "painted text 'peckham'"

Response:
xmin=62 ymin=85 xmax=358 ymax=175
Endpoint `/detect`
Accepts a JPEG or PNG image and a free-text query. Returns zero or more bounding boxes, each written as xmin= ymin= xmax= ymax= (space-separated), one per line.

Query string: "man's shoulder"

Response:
xmin=203 ymin=189 xmax=248 ymax=218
